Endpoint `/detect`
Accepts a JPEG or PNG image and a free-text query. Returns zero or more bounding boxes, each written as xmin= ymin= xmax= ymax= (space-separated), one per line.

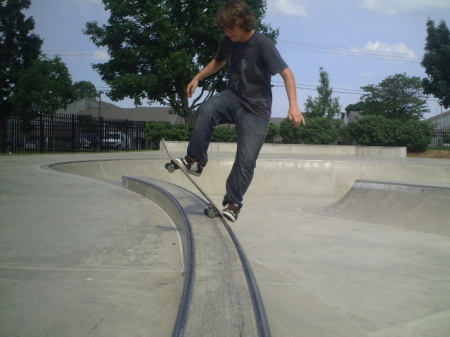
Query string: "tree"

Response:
xmin=360 ymin=73 xmax=428 ymax=120
xmin=84 ymin=0 xmax=278 ymax=124
xmin=421 ymin=18 xmax=450 ymax=109
xmin=345 ymin=102 xmax=365 ymax=113
xmin=10 ymin=57 xmax=98 ymax=121
xmin=0 ymin=0 xmax=43 ymax=150
xmin=304 ymin=67 xmax=341 ymax=118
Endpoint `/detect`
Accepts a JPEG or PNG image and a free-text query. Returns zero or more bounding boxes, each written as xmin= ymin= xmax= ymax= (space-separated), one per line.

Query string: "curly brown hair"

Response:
xmin=214 ymin=0 xmax=256 ymax=32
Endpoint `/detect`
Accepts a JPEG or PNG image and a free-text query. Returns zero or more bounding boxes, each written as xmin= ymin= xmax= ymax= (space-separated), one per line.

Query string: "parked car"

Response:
xmin=102 ymin=132 xmax=131 ymax=150
xmin=24 ymin=139 xmax=40 ymax=149
xmin=75 ymin=133 xmax=99 ymax=149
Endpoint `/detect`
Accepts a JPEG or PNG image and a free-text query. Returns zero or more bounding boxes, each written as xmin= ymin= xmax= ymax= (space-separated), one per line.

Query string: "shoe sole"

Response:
xmin=223 ymin=212 xmax=237 ymax=222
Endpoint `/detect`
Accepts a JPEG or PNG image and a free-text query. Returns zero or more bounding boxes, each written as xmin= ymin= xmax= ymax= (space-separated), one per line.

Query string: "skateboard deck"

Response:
xmin=161 ymin=139 xmax=223 ymax=218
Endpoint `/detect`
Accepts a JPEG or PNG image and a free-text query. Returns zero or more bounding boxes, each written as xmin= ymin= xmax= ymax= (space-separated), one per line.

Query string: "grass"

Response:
xmin=407 ymin=148 xmax=450 ymax=159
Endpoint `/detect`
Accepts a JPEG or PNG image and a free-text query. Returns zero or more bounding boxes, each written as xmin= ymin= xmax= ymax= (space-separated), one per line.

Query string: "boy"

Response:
xmin=175 ymin=0 xmax=305 ymax=222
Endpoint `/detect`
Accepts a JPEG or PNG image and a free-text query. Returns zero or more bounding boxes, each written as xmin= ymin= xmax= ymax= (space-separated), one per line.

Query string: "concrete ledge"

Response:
xmin=122 ymin=176 xmax=270 ymax=337
xmin=161 ymin=141 xmax=407 ymax=158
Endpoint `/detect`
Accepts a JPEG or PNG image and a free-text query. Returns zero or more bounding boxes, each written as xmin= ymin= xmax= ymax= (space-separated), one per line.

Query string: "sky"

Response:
xmin=25 ymin=0 xmax=450 ymax=119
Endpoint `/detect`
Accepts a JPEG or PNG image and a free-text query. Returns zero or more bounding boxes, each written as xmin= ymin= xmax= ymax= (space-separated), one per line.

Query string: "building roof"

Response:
xmin=57 ymin=99 xmax=185 ymax=124
xmin=424 ymin=109 xmax=450 ymax=130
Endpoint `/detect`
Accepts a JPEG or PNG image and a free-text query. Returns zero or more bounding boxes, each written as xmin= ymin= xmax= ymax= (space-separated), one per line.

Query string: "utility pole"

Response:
xmin=98 ymin=90 xmax=103 ymax=118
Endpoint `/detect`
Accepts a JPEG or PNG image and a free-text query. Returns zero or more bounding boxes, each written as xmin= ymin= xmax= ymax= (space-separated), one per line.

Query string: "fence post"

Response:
xmin=39 ymin=114 xmax=44 ymax=153
xmin=71 ymin=114 xmax=76 ymax=152
xmin=99 ymin=117 xmax=103 ymax=152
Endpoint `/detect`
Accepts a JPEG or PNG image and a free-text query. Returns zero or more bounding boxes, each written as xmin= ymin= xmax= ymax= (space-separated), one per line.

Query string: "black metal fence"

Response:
xmin=430 ymin=129 xmax=450 ymax=148
xmin=2 ymin=113 xmax=449 ymax=154
xmin=3 ymin=114 xmax=152 ymax=154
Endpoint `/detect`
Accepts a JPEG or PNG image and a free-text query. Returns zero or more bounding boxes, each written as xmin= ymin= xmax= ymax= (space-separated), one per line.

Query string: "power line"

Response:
xmin=277 ymin=40 xmax=421 ymax=63
xmin=272 ymin=80 xmax=365 ymax=96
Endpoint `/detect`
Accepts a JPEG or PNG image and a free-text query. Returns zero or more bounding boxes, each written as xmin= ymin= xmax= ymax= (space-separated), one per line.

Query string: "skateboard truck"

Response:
xmin=165 ymin=161 xmax=179 ymax=173
xmin=204 ymin=206 xmax=220 ymax=218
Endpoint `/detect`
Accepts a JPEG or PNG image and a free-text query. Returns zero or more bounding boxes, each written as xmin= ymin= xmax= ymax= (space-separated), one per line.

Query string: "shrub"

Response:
xmin=212 ymin=126 xmax=237 ymax=142
xmin=349 ymin=115 xmax=397 ymax=146
xmin=395 ymin=120 xmax=434 ymax=152
xmin=265 ymin=122 xmax=280 ymax=143
xmin=279 ymin=117 xmax=340 ymax=144
xmin=144 ymin=122 xmax=191 ymax=149
xmin=349 ymin=115 xmax=434 ymax=152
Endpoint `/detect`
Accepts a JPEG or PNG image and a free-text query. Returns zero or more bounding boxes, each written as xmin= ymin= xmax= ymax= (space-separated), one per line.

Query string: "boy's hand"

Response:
xmin=289 ymin=107 xmax=305 ymax=127
xmin=187 ymin=78 xmax=199 ymax=98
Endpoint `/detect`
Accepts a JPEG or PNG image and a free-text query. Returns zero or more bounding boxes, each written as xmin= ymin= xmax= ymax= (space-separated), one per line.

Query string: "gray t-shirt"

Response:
xmin=215 ymin=31 xmax=288 ymax=120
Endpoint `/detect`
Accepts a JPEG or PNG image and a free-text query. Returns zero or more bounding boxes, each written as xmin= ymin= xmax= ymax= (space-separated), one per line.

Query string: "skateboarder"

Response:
xmin=175 ymin=0 xmax=305 ymax=222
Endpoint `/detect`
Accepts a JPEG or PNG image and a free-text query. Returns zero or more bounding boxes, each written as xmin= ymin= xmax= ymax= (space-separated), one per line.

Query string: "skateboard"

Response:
xmin=161 ymin=139 xmax=223 ymax=218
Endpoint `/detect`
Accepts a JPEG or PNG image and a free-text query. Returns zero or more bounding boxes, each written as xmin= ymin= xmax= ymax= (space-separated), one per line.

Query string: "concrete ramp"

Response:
xmin=322 ymin=180 xmax=450 ymax=237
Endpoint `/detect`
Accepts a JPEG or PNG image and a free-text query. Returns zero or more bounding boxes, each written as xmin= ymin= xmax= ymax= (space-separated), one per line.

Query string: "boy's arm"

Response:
xmin=187 ymin=59 xmax=227 ymax=98
xmin=279 ymin=67 xmax=305 ymax=127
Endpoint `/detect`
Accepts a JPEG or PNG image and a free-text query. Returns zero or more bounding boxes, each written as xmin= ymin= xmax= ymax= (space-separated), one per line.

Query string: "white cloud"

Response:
xmin=268 ymin=0 xmax=309 ymax=18
xmin=359 ymin=72 xmax=374 ymax=77
xmin=364 ymin=41 xmax=417 ymax=59
xmin=358 ymin=0 xmax=450 ymax=15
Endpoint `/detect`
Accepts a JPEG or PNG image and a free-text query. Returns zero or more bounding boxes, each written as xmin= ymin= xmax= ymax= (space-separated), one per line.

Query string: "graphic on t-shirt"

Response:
xmin=230 ymin=57 xmax=248 ymax=98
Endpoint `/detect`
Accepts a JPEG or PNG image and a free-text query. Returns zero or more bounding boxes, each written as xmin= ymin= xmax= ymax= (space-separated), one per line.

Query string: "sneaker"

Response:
xmin=173 ymin=156 xmax=204 ymax=177
xmin=222 ymin=203 xmax=241 ymax=222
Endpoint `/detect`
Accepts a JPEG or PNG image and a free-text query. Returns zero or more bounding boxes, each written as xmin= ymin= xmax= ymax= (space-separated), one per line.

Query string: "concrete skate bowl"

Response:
xmin=48 ymin=143 xmax=450 ymax=336
xmin=49 ymin=158 xmax=272 ymax=337
xmin=322 ymin=180 xmax=450 ymax=237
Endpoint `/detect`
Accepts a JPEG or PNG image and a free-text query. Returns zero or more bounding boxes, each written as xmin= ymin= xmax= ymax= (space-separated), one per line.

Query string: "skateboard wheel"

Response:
xmin=166 ymin=163 xmax=175 ymax=173
xmin=205 ymin=207 xmax=216 ymax=218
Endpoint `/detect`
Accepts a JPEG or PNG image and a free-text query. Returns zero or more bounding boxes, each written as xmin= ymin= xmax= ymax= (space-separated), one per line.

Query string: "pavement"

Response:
xmin=0 ymin=153 xmax=182 ymax=337
xmin=1 ymin=147 xmax=450 ymax=337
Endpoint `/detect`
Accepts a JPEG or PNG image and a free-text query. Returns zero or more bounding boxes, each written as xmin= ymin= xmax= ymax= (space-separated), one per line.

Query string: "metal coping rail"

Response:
xmin=122 ymin=176 xmax=271 ymax=337
xmin=121 ymin=177 xmax=195 ymax=337
xmin=219 ymin=218 xmax=272 ymax=337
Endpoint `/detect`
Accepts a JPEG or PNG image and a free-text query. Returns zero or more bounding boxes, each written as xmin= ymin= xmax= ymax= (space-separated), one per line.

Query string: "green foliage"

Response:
xmin=421 ymin=19 xmax=450 ymax=109
xmin=279 ymin=117 xmax=340 ymax=144
xmin=10 ymin=57 xmax=96 ymax=120
xmin=265 ymin=122 xmax=279 ymax=143
xmin=73 ymin=81 xmax=98 ymax=100
xmin=144 ymin=122 xmax=191 ymax=149
xmin=345 ymin=102 xmax=365 ymax=113
xmin=337 ymin=126 xmax=354 ymax=145
xmin=0 ymin=0 xmax=43 ymax=114
xmin=349 ymin=115 xmax=434 ymax=152
xmin=395 ymin=119 xmax=434 ymax=152
xmin=1 ymin=0 xmax=43 ymax=150
xmin=11 ymin=57 xmax=73 ymax=116
xmin=360 ymin=73 xmax=428 ymax=120
xmin=304 ymin=67 xmax=342 ymax=118
xmin=144 ymin=122 xmax=240 ymax=149
xmin=349 ymin=115 xmax=398 ymax=146
xmin=211 ymin=126 xmax=236 ymax=142
xmin=84 ymin=0 xmax=277 ymax=124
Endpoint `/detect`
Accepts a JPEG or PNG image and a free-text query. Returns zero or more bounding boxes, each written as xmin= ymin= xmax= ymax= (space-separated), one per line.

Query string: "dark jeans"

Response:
xmin=187 ymin=89 xmax=269 ymax=208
